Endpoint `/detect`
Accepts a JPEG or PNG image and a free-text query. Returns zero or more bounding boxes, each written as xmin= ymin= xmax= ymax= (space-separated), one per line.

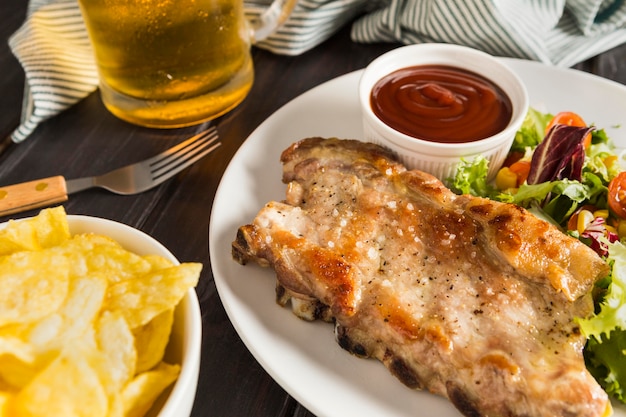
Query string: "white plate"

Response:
xmin=209 ymin=59 xmax=626 ymax=417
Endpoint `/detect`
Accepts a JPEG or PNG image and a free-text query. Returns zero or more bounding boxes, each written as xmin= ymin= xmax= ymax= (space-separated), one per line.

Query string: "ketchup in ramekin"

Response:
xmin=359 ymin=44 xmax=529 ymax=182
xmin=370 ymin=65 xmax=513 ymax=143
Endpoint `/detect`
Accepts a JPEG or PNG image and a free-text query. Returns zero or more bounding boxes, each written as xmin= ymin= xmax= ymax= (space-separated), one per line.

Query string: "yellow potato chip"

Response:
xmin=0 ymin=219 xmax=39 ymax=256
xmin=95 ymin=311 xmax=137 ymax=393
xmin=0 ymin=330 xmax=59 ymax=390
xmin=105 ymin=263 xmax=201 ymax=329
xmin=143 ymin=254 xmax=175 ymax=271
xmin=27 ymin=276 xmax=107 ymax=353
xmin=0 ymin=206 xmax=69 ymax=256
xmin=0 ymin=329 xmax=41 ymax=392
xmin=11 ymin=344 xmax=109 ymax=417
xmin=0 ymin=331 xmax=63 ymax=390
xmin=0 ymin=353 xmax=41 ymax=390
xmin=0 ymin=335 xmax=35 ymax=364
xmin=133 ymin=308 xmax=174 ymax=374
xmin=0 ymin=251 xmax=70 ymax=327
xmin=60 ymin=234 xmax=153 ymax=283
xmin=105 ymin=394 xmax=126 ymax=417
xmin=30 ymin=205 xmax=71 ymax=249
xmin=121 ymin=362 xmax=180 ymax=417
xmin=0 ymin=391 xmax=11 ymax=416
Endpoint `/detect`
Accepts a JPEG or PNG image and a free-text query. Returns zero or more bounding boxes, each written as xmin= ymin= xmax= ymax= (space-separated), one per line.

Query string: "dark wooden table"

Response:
xmin=1 ymin=2 xmax=625 ymax=416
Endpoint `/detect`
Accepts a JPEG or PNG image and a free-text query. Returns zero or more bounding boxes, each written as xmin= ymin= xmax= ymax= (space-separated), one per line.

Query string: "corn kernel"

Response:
xmin=594 ymin=209 xmax=609 ymax=219
xmin=604 ymin=155 xmax=618 ymax=167
xmin=495 ymin=167 xmax=517 ymax=191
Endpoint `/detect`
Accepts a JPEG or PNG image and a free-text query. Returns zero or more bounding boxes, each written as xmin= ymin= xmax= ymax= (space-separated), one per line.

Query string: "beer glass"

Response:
xmin=77 ymin=0 xmax=297 ymax=128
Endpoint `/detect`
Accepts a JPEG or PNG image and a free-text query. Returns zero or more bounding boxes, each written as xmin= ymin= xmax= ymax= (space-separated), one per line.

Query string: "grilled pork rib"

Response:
xmin=232 ymin=137 xmax=611 ymax=417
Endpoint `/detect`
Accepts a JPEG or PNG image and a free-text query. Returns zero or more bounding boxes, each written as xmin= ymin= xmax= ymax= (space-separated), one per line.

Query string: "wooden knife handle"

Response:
xmin=0 ymin=176 xmax=69 ymax=217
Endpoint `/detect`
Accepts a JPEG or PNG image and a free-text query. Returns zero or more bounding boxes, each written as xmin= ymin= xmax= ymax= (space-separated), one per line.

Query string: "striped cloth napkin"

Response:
xmin=8 ymin=0 xmax=626 ymax=143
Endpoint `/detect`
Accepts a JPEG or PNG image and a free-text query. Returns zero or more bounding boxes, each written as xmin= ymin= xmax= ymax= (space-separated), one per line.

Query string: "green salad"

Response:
xmin=450 ymin=108 xmax=626 ymax=402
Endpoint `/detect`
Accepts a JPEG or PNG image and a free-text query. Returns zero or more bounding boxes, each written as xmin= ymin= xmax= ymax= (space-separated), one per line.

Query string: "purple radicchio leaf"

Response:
xmin=527 ymin=124 xmax=594 ymax=185
xmin=581 ymin=217 xmax=619 ymax=257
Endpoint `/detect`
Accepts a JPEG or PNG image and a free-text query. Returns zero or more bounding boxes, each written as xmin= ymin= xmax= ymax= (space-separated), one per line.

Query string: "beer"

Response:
xmin=78 ymin=0 xmax=254 ymax=127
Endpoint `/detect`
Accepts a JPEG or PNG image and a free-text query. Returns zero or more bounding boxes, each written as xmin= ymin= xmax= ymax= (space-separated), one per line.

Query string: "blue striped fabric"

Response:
xmin=8 ymin=0 xmax=626 ymax=142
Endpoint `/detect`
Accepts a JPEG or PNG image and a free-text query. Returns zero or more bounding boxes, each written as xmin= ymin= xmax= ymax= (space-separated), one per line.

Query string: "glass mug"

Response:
xmin=77 ymin=0 xmax=297 ymax=128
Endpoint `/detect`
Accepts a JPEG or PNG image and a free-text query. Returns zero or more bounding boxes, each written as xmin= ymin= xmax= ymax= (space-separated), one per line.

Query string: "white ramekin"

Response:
xmin=359 ymin=43 xmax=529 ymax=182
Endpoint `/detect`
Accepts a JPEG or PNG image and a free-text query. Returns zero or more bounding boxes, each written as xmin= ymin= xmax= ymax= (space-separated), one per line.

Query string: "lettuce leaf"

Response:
xmin=510 ymin=107 xmax=553 ymax=153
xmin=449 ymin=156 xmax=495 ymax=197
xmin=591 ymin=128 xmax=612 ymax=147
xmin=579 ymin=241 xmax=626 ymax=402
xmin=507 ymin=174 xmax=608 ymax=226
xmin=585 ymin=329 xmax=626 ymax=402
xmin=510 ymin=181 xmax=557 ymax=205
xmin=579 ymin=241 xmax=626 ymax=338
xmin=586 ymin=131 xmax=622 ymax=183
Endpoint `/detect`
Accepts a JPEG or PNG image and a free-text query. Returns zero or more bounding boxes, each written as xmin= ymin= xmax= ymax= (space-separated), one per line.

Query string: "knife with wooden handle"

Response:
xmin=0 ymin=176 xmax=69 ymax=217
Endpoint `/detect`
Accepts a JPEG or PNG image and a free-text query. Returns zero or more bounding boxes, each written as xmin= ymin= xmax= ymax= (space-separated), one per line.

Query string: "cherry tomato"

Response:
xmin=508 ymin=160 xmax=531 ymax=187
xmin=608 ymin=171 xmax=626 ymax=219
xmin=545 ymin=111 xmax=592 ymax=148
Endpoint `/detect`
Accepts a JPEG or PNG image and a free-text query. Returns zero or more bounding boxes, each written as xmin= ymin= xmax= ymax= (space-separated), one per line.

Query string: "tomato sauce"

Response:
xmin=370 ymin=65 xmax=513 ymax=143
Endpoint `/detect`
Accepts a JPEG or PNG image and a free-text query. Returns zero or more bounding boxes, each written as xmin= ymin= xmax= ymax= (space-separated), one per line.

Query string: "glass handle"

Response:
xmin=247 ymin=0 xmax=298 ymax=43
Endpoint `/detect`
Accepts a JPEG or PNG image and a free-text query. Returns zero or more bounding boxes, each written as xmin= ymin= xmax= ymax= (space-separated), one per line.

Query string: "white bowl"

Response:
xmin=67 ymin=215 xmax=202 ymax=417
xmin=359 ymin=43 xmax=529 ymax=182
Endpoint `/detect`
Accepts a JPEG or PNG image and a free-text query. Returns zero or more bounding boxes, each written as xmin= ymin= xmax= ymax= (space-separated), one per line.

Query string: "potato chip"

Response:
xmin=121 ymin=362 xmax=180 ymax=417
xmin=11 ymin=343 xmax=109 ymax=417
xmin=95 ymin=311 xmax=137 ymax=393
xmin=0 ymin=206 xmax=69 ymax=256
xmin=30 ymin=205 xmax=71 ymax=249
xmin=0 ymin=391 xmax=11 ymax=416
xmin=106 ymin=395 xmax=126 ymax=417
xmin=0 ymin=336 xmax=39 ymax=389
xmin=143 ymin=254 xmax=175 ymax=271
xmin=0 ymin=352 xmax=43 ymax=390
xmin=0 ymin=219 xmax=40 ymax=255
xmin=0 ymin=335 xmax=35 ymax=363
xmin=27 ymin=276 xmax=107 ymax=353
xmin=105 ymin=263 xmax=201 ymax=329
xmin=0 ymin=330 xmax=63 ymax=390
xmin=133 ymin=308 xmax=174 ymax=374
xmin=0 ymin=251 xmax=70 ymax=326
xmin=60 ymin=234 xmax=153 ymax=283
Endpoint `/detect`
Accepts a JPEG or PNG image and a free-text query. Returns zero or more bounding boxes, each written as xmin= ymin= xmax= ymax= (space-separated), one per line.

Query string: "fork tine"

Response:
xmin=150 ymin=128 xmax=220 ymax=177
xmin=150 ymin=130 xmax=221 ymax=182
xmin=147 ymin=126 xmax=218 ymax=167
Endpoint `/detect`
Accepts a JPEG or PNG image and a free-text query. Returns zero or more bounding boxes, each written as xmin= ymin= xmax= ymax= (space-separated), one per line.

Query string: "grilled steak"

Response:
xmin=232 ymin=137 xmax=611 ymax=417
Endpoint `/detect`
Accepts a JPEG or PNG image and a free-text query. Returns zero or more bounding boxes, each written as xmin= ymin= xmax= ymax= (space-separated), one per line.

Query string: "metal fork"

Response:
xmin=0 ymin=126 xmax=221 ymax=217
